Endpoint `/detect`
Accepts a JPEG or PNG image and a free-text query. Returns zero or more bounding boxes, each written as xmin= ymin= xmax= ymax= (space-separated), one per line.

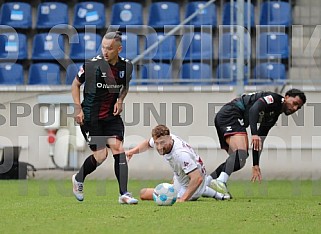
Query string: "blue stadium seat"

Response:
xmin=257 ymin=32 xmax=289 ymax=59
xmin=148 ymin=2 xmax=180 ymax=28
xmin=66 ymin=63 xmax=83 ymax=85
xmin=144 ymin=33 xmax=176 ymax=60
xmin=28 ymin=63 xmax=60 ymax=85
xmin=32 ymin=33 xmax=65 ymax=60
xmin=0 ymin=63 xmax=24 ymax=85
xmin=260 ymin=1 xmax=292 ymax=26
xmin=218 ymin=31 xmax=251 ymax=60
xmin=216 ymin=62 xmax=249 ymax=85
xmin=181 ymin=32 xmax=213 ymax=60
xmin=73 ymin=2 xmax=106 ymax=29
xmin=111 ymin=2 xmax=143 ymax=27
xmin=185 ymin=1 xmax=217 ymax=27
xmin=119 ymin=32 xmax=139 ymax=60
xmin=180 ymin=62 xmax=212 ymax=84
xmin=0 ymin=33 xmax=27 ymax=60
xmin=36 ymin=2 xmax=68 ymax=29
xmin=222 ymin=2 xmax=255 ymax=27
xmin=254 ymin=62 xmax=286 ymax=84
xmin=70 ymin=33 xmax=102 ymax=60
xmin=0 ymin=2 xmax=32 ymax=29
xmin=141 ymin=62 xmax=172 ymax=85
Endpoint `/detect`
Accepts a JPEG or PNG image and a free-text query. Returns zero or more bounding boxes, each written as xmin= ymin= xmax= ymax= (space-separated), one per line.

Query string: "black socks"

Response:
xmin=113 ymin=152 xmax=128 ymax=195
xmin=75 ymin=155 xmax=97 ymax=183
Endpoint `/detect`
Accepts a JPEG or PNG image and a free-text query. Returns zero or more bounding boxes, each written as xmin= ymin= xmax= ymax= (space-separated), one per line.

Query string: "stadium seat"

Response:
xmin=141 ymin=62 xmax=172 ymax=85
xmin=257 ymin=32 xmax=289 ymax=59
xmin=181 ymin=32 xmax=213 ymax=60
xmin=148 ymin=2 xmax=180 ymax=28
xmin=260 ymin=1 xmax=292 ymax=26
xmin=0 ymin=33 xmax=27 ymax=60
xmin=119 ymin=32 xmax=139 ymax=60
xmin=36 ymin=2 xmax=68 ymax=29
xmin=222 ymin=2 xmax=255 ymax=27
xmin=111 ymin=2 xmax=143 ymax=27
xmin=144 ymin=33 xmax=176 ymax=60
xmin=184 ymin=1 xmax=217 ymax=27
xmin=32 ymin=33 xmax=65 ymax=60
xmin=218 ymin=31 xmax=251 ymax=60
xmin=0 ymin=63 xmax=24 ymax=85
xmin=0 ymin=2 xmax=32 ymax=29
xmin=70 ymin=33 xmax=102 ymax=60
xmin=66 ymin=63 xmax=83 ymax=85
xmin=254 ymin=62 xmax=286 ymax=84
xmin=73 ymin=2 xmax=106 ymax=29
xmin=28 ymin=63 xmax=60 ymax=85
xmin=180 ymin=62 xmax=212 ymax=85
xmin=216 ymin=62 xmax=249 ymax=85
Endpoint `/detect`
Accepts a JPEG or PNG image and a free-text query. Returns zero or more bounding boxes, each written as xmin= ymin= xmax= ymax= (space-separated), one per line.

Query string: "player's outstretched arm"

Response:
xmin=125 ymin=139 xmax=151 ymax=161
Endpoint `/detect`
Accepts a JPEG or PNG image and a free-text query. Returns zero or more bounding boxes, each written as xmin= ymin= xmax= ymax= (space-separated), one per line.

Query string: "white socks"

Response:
xmin=217 ymin=172 xmax=229 ymax=183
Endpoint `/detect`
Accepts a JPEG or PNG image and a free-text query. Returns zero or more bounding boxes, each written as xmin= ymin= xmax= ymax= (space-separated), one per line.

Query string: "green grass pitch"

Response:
xmin=0 ymin=180 xmax=320 ymax=234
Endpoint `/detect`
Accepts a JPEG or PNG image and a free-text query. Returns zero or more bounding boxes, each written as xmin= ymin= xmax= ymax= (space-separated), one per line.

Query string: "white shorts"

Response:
xmin=173 ymin=176 xmax=206 ymax=201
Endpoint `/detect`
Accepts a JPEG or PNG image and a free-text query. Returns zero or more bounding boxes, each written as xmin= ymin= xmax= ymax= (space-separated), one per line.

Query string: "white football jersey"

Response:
xmin=149 ymin=134 xmax=206 ymax=188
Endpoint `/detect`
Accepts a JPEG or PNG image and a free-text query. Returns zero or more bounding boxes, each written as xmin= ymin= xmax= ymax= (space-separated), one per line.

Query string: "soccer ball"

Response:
xmin=153 ymin=183 xmax=177 ymax=206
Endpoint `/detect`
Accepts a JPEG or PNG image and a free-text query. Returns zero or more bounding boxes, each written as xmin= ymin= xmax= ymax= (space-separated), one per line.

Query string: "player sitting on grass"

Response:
xmin=207 ymin=89 xmax=306 ymax=198
xmin=126 ymin=124 xmax=230 ymax=202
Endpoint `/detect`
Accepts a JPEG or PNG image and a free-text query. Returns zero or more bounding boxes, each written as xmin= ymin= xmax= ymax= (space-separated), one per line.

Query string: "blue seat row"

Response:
xmin=0 ymin=62 xmax=286 ymax=85
xmin=0 ymin=31 xmax=289 ymax=61
xmin=0 ymin=32 xmax=102 ymax=61
xmin=0 ymin=1 xmax=292 ymax=30
xmin=135 ymin=62 xmax=286 ymax=85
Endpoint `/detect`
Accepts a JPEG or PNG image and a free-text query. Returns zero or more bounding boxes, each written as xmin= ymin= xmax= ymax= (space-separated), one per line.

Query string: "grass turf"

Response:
xmin=0 ymin=180 xmax=320 ymax=234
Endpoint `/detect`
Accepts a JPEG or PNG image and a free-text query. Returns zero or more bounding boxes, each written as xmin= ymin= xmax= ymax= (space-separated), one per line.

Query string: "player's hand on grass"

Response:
xmin=251 ymin=135 xmax=262 ymax=151
xmin=176 ymin=199 xmax=185 ymax=203
xmin=251 ymin=165 xmax=262 ymax=183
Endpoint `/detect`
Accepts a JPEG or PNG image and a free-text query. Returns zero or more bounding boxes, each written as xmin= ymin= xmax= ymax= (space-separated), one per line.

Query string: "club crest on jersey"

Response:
xmin=263 ymin=95 xmax=274 ymax=104
xmin=119 ymin=71 xmax=125 ymax=79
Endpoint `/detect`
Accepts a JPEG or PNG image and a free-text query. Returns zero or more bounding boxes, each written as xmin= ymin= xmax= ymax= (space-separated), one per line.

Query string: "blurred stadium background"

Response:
xmin=0 ymin=0 xmax=320 ymax=180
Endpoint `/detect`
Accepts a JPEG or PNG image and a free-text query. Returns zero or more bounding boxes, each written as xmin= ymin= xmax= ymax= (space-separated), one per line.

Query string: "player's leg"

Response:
xmin=209 ymin=134 xmax=249 ymax=194
xmin=72 ymin=122 xmax=107 ymax=201
xmin=107 ymin=118 xmax=138 ymax=204
xmin=208 ymin=106 xmax=248 ymax=194
xmin=202 ymin=186 xmax=231 ymax=200
xmin=139 ymin=188 xmax=154 ymax=200
xmin=108 ymin=137 xmax=129 ymax=196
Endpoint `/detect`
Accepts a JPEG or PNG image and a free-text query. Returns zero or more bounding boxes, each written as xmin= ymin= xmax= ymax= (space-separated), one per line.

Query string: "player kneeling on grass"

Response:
xmin=207 ymin=89 xmax=306 ymax=198
xmin=126 ymin=124 xmax=230 ymax=202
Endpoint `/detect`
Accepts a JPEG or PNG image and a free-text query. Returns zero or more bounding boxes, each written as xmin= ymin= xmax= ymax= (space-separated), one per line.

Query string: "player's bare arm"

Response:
xmin=71 ymin=78 xmax=84 ymax=125
xmin=177 ymin=169 xmax=203 ymax=202
xmin=125 ymin=139 xmax=151 ymax=161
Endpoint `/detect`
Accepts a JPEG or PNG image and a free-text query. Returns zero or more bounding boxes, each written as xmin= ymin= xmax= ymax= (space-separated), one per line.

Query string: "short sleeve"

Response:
xmin=148 ymin=137 xmax=154 ymax=148
xmin=76 ymin=63 xmax=86 ymax=84
xmin=178 ymin=152 xmax=198 ymax=175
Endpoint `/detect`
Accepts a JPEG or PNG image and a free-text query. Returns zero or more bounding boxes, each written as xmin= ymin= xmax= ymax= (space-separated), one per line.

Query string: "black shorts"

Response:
xmin=215 ymin=104 xmax=247 ymax=150
xmin=80 ymin=116 xmax=124 ymax=151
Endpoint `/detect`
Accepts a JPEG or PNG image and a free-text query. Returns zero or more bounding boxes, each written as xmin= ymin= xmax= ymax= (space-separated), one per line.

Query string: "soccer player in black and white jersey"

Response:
xmin=126 ymin=125 xmax=230 ymax=202
xmin=207 ymin=89 xmax=306 ymax=197
xmin=71 ymin=31 xmax=138 ymax=204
